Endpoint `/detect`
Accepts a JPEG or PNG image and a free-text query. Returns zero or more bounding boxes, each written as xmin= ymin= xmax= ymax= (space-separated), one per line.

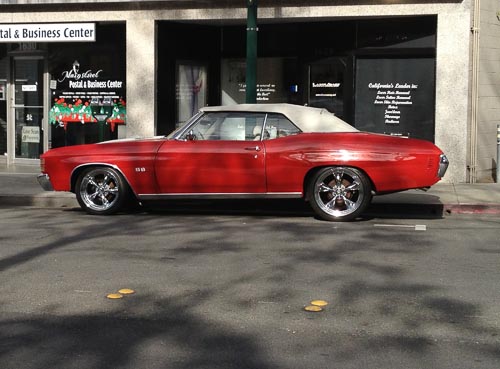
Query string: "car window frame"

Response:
xmin=170 ymin=110 xmax=302 ymax=142
xmin=262 ymin=113 xmax=302 ymax=140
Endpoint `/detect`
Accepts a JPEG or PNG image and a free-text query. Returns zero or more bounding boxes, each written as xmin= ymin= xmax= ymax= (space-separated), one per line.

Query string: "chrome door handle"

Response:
xmin=244 ymin=146 xmax=261 ymax=151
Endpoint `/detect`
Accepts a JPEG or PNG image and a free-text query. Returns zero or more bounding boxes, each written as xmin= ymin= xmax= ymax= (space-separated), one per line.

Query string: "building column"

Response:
xmin=125 ymin=18 xmax=156 ymax=138
xmin=434 ymin=11 xmax=471 ymax=183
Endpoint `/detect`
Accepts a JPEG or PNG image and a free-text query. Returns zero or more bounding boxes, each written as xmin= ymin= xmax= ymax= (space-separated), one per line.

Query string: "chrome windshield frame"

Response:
xmin=167 ymin=111 xmax=204 ymax=140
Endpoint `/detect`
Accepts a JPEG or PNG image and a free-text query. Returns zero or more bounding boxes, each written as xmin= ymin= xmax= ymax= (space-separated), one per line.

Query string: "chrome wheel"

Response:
xmin=76 ymin=167 xmax=127 ymax=215
xmin=309 ymin=167 xmax=371 ymax=221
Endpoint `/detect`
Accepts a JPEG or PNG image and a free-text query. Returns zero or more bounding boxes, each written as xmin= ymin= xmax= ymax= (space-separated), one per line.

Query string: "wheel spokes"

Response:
xmin=87 ymin=177 xmax=99 ymax=188
xmin=318 ymin=183 xmax=334 ymax=193
xmin=346 ymin=181 xmax=360 ymax=192
xmin=343 ymin=197 xmax=356 ymax=211
xmin=315 ymin=168 xmax=365 ymax=216
xmin=80 ymin=171 xmax=120 ymax=211
xmin=88 ymin=189 xmax=99 ymax=201
xmin=100 ymin=194 xmax=110 ymax=206
xmin=333 ymin=169 xmax=344 ymax=186
xmin=325 ymin=196 xmax=337 ymax=209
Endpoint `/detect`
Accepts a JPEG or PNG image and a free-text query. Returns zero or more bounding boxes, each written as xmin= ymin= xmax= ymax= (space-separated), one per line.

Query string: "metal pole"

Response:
xmin=497 ymin=124 xmax=500 ymax=182
xmin=246 ymin=0 xmax=258 ymax=104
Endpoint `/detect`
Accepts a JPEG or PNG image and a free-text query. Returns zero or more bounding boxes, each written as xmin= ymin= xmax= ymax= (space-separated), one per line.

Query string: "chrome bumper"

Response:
xmin=37 ymin=173 xmax=54 ymax=191
xmin=438 ymin=154 xmax=449 ymax=178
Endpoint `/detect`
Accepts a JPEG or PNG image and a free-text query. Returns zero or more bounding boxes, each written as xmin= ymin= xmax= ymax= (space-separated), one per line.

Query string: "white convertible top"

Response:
xmin=201 ymin=104 xmax=358 ymax=133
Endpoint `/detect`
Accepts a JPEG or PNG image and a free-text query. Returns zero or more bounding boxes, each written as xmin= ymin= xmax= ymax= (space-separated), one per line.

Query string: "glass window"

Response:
xmin=354 ymin=58 xmax=435 ymax=142
xmin=309 ymin=58 xmax=346 ymax=119
xmin=263 ymin=113 xmax=301 ymax=140
xmin=185 ymin=112 xmax=266 ymax=141
xmin=48 ymin=23 xmax=125 ymax=148
xmin=176 ymin=62 xmax=207 ymax=127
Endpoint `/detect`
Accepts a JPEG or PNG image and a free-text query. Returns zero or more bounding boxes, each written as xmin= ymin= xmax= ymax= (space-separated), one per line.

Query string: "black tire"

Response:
xmin=75 ymin=167 xmax=129 ymax=215
xmin=307 ymin=166 xmax=372 ymax=221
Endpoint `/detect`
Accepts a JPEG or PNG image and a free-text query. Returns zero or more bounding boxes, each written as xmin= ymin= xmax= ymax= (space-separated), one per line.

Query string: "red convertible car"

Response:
xmin=38 ymin=104 xmax=448 ymax=221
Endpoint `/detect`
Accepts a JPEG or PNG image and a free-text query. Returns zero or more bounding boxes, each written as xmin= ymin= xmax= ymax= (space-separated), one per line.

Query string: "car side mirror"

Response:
xmin=185 ymin=130 xmax=197 ymax=141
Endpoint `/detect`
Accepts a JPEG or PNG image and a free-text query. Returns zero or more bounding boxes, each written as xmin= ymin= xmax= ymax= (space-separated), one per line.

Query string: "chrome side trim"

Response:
xmin=37 ymin=173 xmax=54 ymax=191
xmin=138 ymin=192 xmax=303 ymax=201
xmin=438 ymin=154 xmax=449 ymax=178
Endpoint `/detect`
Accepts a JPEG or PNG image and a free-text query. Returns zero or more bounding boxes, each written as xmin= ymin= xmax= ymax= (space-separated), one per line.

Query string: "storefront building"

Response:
xmin=0 ymin=0 xmax=497 ymax=184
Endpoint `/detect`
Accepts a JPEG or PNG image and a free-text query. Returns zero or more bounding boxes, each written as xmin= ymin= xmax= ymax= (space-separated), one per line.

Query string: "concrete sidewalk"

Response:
xmin=1 ymin=163 xmax=500 ymax=216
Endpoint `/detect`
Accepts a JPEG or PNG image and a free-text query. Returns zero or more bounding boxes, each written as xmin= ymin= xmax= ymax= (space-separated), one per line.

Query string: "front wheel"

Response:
xmin=75 ymin=167 xmax=128 ymax=215
xmin=308 ymin=167 xmax=372 ymax=222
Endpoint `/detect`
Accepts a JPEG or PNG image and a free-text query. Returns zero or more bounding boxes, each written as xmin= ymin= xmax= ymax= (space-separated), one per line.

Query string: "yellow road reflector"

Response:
xmin=106 ymin=293 xmax=123 ymax=299
xmin=304 ymin=305 xmax=323 ymax=312
xmin=311 ymin=300 xmax=328 ymax=307
xmin=118 ymin=288 xmax=135 ymax=295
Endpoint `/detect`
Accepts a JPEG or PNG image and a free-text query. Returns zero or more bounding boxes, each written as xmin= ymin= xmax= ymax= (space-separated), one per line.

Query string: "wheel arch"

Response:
xmin=70 ymin=163 xmax=137 ymax=199
xmin=303 ymin=165 xmax=376 ymax=201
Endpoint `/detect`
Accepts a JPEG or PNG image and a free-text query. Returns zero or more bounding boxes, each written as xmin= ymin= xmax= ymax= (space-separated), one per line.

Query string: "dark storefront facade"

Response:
xmin=0 ymin=0 xmax=477 ymax=183
xmin=1 ymin=16 xmax=436 ymax=164
xmin=157 ymin=16 xmax=437 ymax=142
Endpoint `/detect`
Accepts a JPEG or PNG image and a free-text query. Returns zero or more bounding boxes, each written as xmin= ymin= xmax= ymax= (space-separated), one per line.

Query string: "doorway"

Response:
xmin=11 ymin=56 xmax=45 ymax=160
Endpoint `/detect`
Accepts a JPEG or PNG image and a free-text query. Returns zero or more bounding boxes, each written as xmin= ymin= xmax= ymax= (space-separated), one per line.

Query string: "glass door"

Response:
xmin=0 ymin=47 xmax=7 ymax=158
xmin=13 ymin=57 xmax=44 ymax=159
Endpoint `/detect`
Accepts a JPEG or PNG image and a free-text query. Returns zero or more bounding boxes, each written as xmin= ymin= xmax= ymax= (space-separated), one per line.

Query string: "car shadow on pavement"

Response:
xmin=133 ymin=198 xmax=446 ymax=221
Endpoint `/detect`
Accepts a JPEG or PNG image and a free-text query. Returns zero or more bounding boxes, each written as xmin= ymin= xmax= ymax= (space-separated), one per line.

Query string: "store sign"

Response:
xmin=0 ymin=23 xmax=95 ymax=43
xmin=355 ymin=58 xmax=436 ymax=142
xmin=21 ymin=126 xmax=40 ymax=143
xmin=49 ymin=60 xmax=126 ymax=131
xmin=309 ymin=59 xmax=346 ymax=119
xmin=238 ymin=83 xmax=277 ymax=102
xmin=311 ymin=82 xmax=341 ymax=97
xmin=22 ymin=85 xmax=37 ymax=92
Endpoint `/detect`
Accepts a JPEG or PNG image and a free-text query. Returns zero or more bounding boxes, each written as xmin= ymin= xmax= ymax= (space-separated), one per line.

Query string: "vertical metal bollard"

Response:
xmin=497 ymin=124 xmax=500 ymax=183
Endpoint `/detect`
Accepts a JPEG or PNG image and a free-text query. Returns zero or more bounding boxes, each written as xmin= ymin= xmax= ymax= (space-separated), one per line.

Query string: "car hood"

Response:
xmin=42 ymin=137 xmax=167 ymax=158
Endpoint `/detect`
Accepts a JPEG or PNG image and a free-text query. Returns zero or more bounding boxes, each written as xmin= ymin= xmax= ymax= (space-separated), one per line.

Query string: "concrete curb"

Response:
xmin=0 ymin=193 xmax=78 ymax=208
xmin=444 ymin=204 xmax=500 ymax=215
xmin=367 ymin=202 xmax=500 ymax=217
xmin=2 ymin=192 xmax=500 ymax=217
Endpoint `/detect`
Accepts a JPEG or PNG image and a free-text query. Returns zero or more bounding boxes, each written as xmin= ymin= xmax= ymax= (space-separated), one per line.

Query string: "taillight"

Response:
xmin=40 ymin=157 xmax=45 ymax=173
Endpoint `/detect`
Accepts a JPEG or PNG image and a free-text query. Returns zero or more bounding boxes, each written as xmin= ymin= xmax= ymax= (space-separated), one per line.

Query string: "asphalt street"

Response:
xmin=0 ymin=207 xmax=499 ymax=369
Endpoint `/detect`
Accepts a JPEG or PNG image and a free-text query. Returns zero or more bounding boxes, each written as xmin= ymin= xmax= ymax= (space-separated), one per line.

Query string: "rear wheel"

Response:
xmin=308 ymin=167 xmax=372 ymax=221
xmin=75 ymin=167 xmax=128 ymax=215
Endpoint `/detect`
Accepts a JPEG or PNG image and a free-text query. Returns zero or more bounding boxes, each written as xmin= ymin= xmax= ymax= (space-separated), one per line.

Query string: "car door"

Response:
xmin=154 ymin=112 xmax=266 ymax=194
